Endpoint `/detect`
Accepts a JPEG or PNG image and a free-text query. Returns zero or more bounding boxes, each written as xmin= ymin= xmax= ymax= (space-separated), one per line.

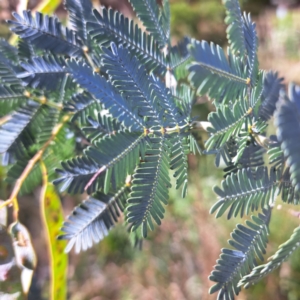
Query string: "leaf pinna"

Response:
xmin=209 ymin=209 xmax=270 ymax=299
xmin=59 ymin=187 xmax=128 ymax=253
xmin=8 ymin=11 xmax=84 ymax=57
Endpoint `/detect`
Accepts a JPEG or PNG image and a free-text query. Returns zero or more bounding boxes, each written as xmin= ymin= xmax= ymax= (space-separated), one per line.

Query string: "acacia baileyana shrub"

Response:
xmin=0 ymin=0 xmax=300 ymax=298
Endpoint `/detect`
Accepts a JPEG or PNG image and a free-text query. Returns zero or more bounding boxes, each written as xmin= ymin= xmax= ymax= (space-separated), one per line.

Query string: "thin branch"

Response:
xmin=83 ymin=46 xmax=100 ymax=73
xmin=24 ymin=91 xmax=63 ymax=110
xmin=84 ymin=165 xmax=107 ymax=191
xmin=0 ymin=200 xmax=13 ymax=211
xmin=0 ymin=114 xmax=11 ymax=126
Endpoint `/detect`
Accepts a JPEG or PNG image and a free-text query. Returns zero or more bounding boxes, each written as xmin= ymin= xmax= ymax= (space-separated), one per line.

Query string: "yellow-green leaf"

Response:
xmin=34 ymin=0 xmax=61 ymax=15
xmin=40 ymin=183 xmax=68 ymax=300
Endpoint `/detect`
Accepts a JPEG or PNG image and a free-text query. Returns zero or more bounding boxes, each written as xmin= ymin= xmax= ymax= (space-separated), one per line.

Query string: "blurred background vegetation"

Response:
xmin=1 ymin=0 xmax=300 ymax=299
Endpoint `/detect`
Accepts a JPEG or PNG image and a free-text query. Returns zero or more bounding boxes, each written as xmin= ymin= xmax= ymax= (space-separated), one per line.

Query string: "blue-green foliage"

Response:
xmin=59 ymin=186 xmax=129 ymax=253
xmin=128 ymin=0 xmax=170 ymax=48
xmin=127 ymin=136 xmax=171 ymax=237
xmin=1 ymin=0 xmax=198 ymax=244
xmin=209 ymin=209 xmax=270 ymax=299
xmin=67 ymin=58 xmax=146 ymax=131
xmin=8 ymin=11 xmax=84 ymax=57
xmin=187 ymin=0 xmax=300 ymax=298
xmin=56 ymin=41 xmax=195 ymax=238
xmin=210 ymin=167 xmax=278 ymax=219
xmin=83 ymin=113 xmax=123 ymax=142
xmin=240 ymin=226 xmax=300 ymax=288
xmin=88 ymin=7 xmax=167 ymax=75
xmin=1 ymin=0 xmax=300 ymax=297
xmin=65 ymin=0 xmax=95 ymax=48
xmin=188 ymin=40 xmax=248 ymax=103
xmin=223 ymin=0 xmax=246 ymax=57
xmin=0 ymin=101 xmax=40 ymax=163
xmin=17 ymin=55 xmax=67 ymax=90
xmin=223 ymin=144 xmax=265 ymax=178
xmin=259 ymin=71 xmax=284 ymax=121
xmin=0 ymin=41 xmax=26 ymax=117
xmin=275 ymin=84 xmax=300 ymax=191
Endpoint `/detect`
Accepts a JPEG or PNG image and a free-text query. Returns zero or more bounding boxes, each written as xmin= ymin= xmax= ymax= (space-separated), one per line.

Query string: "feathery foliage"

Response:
xmin=223 ymin=144 xmax=265 ymax=177
xmin=59 ymin=187 xmax=128 ymax=253
xmin=259 ymin=71 xmax=284 ymax=121
xmin=275 ymin=84 xmax=300 ymax=191
xmin=210 ymin=167 xmax=278 ymax=219
xmin=88 ymin=7 xmax=167 ymax=75
xmin=128 ymin=0 xmax=169 ymax=48
xmin=209 ymin=209 xmax=270 ymax=299
xmin=8 ymin=11 xmax=84 ymax=57
xmin=1 ymin=0 xmax=300 ymax=298
xmin=17 ymin=55 xmax=67 ymax=90
xmin=188 ymin=40 xmax=248 ymax=103
xmin=64 ymin=0 xmax=96 ymax=48
xmin=223 ymin=0 xmax=247 ymax=57
xmin=240 ymin=226 xmax=300 ymax=288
